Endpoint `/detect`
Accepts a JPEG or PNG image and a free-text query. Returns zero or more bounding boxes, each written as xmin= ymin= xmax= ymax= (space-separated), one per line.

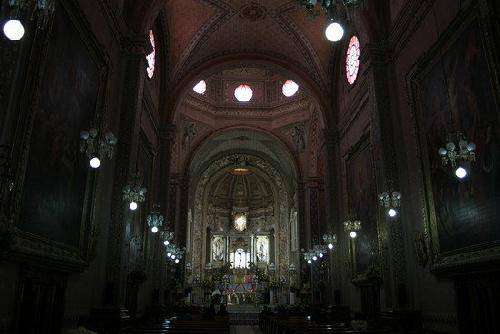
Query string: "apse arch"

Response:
xmin=186 ymin=153 xmax=295 ymax=285
xmin=186 ymin=127 xmax=302 ymax=184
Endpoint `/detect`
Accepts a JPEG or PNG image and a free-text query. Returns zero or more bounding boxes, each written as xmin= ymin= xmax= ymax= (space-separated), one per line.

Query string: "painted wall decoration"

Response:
xmin=419 ymin=20 xmax=500 ymax=255
xmin=346 ymin=137 xmax=378 ymax=275
xmin=19 ymin=4 xmax=100 ymax=247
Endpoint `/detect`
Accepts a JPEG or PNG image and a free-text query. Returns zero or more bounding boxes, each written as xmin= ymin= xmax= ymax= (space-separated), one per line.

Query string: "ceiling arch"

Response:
xmin=188 ymin=127 xmax=300 ymax=188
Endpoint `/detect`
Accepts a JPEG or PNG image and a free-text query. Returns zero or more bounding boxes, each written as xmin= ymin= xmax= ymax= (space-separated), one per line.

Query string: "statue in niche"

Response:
xmin=182 ymin=122 xmax=197 ymax=147
xmin=256 ymin=236 xmax=269 ymax=263
xmin=291 ymin=125 xmax=306 ymax=153
xmin=212 ymin=236 xmax=225 ymax=261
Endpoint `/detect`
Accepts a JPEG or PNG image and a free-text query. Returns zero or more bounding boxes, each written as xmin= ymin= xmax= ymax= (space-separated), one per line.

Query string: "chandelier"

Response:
xmin=438 ymin=132 xmax=476 ymax=179
xmin=303 ymin=250 xmax=317 ymax=264
xmin=166 ymin=244 xmax=183 ymax=264
xmin=233 ymin=213 xmax=247 ymax=231
xmin=80 ymin=128 xmax=117 ymax=169
xmin=297 ymin=0 xmax=363 ymax=42
xmin=3 ymin=0 xmax=54 ymax=41
xmin=378 ymin=191 xmax=401 ymax=218
xmin=146 ymin=204 xmax=164 ymax=233
xmin=343 ymin=219 xmax=361 ymax=238
xmin=122 ymin=173 xmax=147 ymax=211
xmin=322 ymin=233 xmax=337 ymax=250
xmin=160 ymin=230 xmax=174 ymax=246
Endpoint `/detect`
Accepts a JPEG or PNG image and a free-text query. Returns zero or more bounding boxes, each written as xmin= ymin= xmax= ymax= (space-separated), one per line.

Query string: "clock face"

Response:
xmin=346 ymin=35 xmax=360 ymax=85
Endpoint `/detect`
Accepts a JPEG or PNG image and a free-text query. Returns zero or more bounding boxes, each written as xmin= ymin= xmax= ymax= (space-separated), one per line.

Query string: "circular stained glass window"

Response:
xmin=146 ymin=30 xmax=156 ymax=79
xmin=346 ymin=36 xmax=360 ymax=85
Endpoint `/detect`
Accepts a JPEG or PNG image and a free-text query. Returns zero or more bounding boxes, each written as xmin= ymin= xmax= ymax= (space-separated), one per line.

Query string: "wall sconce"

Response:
xmin=344 ymin=219 xmax=361 ymax=238
xmin=122 ymin=172 xmax=147 ymax=211
xmin=80 ymin=128 xmax=117 ymax=169
xmin=438 ymin=132 xmax=476 ymax=179
xmin=379 ymin=191 xmax=401 ymax=218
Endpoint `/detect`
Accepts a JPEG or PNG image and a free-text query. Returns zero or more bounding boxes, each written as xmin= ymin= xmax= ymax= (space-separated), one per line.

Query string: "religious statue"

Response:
xmin=256 ymin=236 xmax=269 ymax=263
xmin=212 ymin=236 xmax=225 ymax=261
xmin=182 ymin=122 xmax=197 ymax=147
xmin=291 ymin=125 xmax=306 ymax=153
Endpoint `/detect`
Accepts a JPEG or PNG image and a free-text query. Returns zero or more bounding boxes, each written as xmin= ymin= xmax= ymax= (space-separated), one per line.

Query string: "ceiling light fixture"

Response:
xmin=297 ymin=0 xmax=362 ymax=43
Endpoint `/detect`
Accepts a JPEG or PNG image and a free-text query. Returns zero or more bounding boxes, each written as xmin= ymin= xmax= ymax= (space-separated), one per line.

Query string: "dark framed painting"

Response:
xmin=345 ymin=134 xmax=379 ymax=278
xmin=13 ymin=0 xmax=108 ymax=268
xmin=409 ymin=4 xmax=500 ymax=272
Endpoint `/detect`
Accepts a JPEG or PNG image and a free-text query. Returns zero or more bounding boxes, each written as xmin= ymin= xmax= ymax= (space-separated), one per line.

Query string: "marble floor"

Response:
xmin=230 ymin=325 xmax=263 ymax=334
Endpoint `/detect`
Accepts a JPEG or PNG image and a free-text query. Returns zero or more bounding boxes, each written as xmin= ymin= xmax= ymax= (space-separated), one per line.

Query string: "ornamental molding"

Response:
xmin=183 ymin=93 xmax=311 ymax=119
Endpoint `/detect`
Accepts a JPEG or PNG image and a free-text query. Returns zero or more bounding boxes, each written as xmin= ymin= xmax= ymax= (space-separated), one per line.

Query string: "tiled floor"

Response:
xmin=230 ymin=325 xmax=263 ymax=334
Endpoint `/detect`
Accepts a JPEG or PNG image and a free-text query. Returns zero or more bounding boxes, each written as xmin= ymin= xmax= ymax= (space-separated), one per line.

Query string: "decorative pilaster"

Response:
xmin=364 ymin=43 xmax=408 ymax=309
xmin=105 ymin=33 xmax=149 ymax=307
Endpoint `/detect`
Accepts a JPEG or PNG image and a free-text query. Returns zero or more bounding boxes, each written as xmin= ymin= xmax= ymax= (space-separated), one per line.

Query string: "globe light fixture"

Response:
xmin=175 ymin=259 xmax=180 ymax=264
xmin=171 ymin=254 xmax=176 ymax=260
xmin=151 ymin=226 xmax=159 ymax=233
xmin=319 ymin=253 xmax=323 ymax=258
xmin=89 ymin=157 xmax=101 ymax=169
xmin=129 ymin=201 xmax=138 ymax=211
xmin=307 ymin=260 xmax=312 ymax=264
xmin=438 ymin=132 xmax=476 ymax=179
xmin=328 ymin=243 xmax=334 ymax=250
xmin=325 ymin=21 xmax=344 ymax=42
xmin=163 ymin=240 xmax=170 ymax=246
xmin=455 ymin=166 xmax=468 ymax=179
xmin=234 ymin=84 xmax=253 ymax=102
xmin=349 ymin=231 xmax=357 ymax=238
xmin=167 ymin=252 xmax=172 ymax=257
xmin=3 ymin=19 xmax=24 ymax=40
xmin=312 ymin=255 xmax=318 ymax=261
xmin=193 ymin=80 xmax=207 ymax=94
xmin=388 ymin=208 xmax=397 ymax=218
xmin=282 ymin=80 xmax=299 ymax=97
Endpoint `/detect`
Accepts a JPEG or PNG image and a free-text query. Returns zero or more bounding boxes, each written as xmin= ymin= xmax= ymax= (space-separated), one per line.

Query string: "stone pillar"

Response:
xmin=324 ymin=130 xmax=341 ymax=303
xmin=105 ymin=33 xmax=149 ymax=308
xmin=364 ymin=43 xmax=408 ymax=309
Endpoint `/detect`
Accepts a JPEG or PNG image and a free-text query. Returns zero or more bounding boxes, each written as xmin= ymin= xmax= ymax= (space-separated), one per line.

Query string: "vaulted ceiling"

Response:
xmin=164 ymin=0 xmax=333 ymax=91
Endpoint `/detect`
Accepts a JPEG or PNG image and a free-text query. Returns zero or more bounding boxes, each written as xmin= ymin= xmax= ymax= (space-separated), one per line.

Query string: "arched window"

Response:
xmin=346 ymin=35 xmax=360 ymax=85
xmin=146 ymin=30 xmax=156 ymax=79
